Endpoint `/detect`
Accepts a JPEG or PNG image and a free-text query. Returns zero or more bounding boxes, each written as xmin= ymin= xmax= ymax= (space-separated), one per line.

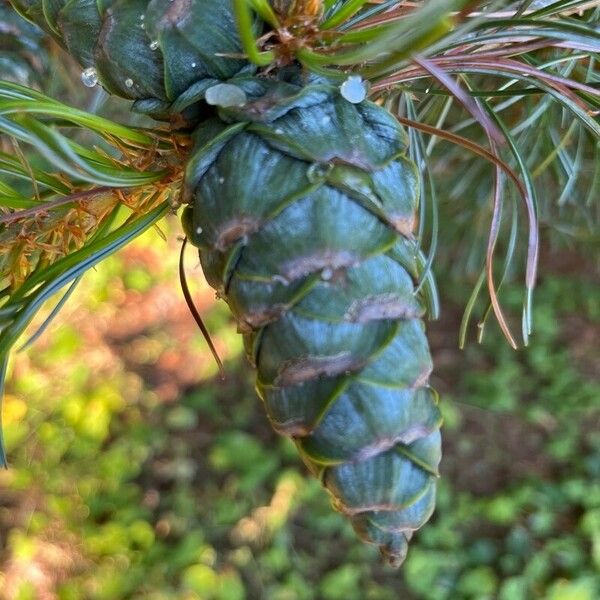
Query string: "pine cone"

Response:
xmin=9 ymin=0 xmax=250 ymax=119
xmin=182 ymin=72 xmax=442 ymax=566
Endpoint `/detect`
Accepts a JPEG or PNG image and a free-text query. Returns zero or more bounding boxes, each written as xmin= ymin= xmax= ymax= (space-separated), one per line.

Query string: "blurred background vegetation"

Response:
xmin=1 ymin=217 xmax=598 ymax=600
xmin=1 ymin=3 xmax=599 ymax=598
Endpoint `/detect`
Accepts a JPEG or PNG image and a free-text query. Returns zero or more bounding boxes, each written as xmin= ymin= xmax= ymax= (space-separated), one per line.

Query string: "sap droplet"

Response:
xmin=125 ymin=78 xmax=134 ymax=88
xmin=321 ymin=268 xmax=333 ymax=281
xmin=218 ymin=177 xmax=225 ymax=184
xmin=81 ymin=67 xmax=98 ymax=88
xmin=274 ymin=128 xmax=284 ymax=135
xmin=307 ymin=163 xmax=332 ymax=183
xmin=191 ymin=62 xmax=197 ymax=68
xmin=205 ymin=83 xmax=247 ymax=108
xmin=340 ymin=75 xmax=367 ymax=104
xmin=196 ymin=226 xmax=203 ymax=235
xmin=150 ymin=40 xmax=159 ymax=51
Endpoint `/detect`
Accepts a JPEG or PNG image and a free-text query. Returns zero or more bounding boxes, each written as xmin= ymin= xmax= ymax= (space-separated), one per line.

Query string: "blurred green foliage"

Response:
xmin=0 ymin=224 xmax=598 ymax=599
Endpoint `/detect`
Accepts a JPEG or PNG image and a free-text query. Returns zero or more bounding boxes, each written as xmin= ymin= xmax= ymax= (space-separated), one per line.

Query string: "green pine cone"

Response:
xmin=9 ymin=0 xmax=251 ymax=119
xmin=182 ymin=72 xmax=442 ymax=566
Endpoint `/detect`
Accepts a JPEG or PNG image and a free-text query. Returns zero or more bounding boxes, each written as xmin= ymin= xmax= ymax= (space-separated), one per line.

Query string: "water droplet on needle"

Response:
xmin=340 ymin=76 xmax=367 ymax=104
xmin=81 ymin=67 xmax=98 ymax=88
xmin=205 ymin=84 xmax=247 ymax=108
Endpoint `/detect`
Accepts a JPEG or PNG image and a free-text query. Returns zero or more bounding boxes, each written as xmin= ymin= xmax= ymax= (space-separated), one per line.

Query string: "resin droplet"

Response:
xmin=205 ymin=84 xmax=247 ymax=108
xmin=149 ymin=40 xmax=159 ymax=51
xmin=340 ymin=75 xmax=367 ymax=104
xmin=125 ymin=78 xmax=134 ymax=88
xmin=81 ymin=67 xmax=98 ymax=88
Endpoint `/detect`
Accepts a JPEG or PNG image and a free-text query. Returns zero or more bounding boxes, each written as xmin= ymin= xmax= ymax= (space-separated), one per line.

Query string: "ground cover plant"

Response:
xmin=0 ymin=0 xmax=598 ymax=593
